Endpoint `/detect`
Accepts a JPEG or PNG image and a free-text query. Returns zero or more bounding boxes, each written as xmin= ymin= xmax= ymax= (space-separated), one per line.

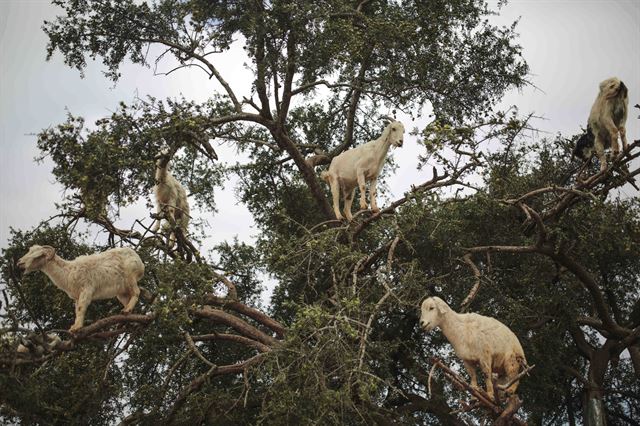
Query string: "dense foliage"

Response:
xmin=1 ymin=1 xmax=638 ymax=425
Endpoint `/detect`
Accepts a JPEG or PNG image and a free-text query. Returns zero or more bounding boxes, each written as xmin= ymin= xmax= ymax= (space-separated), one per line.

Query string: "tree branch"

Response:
xmin=190 ymin=306 xmax=279 ymax=347
xmin=460 ymin=253 xmax=481 ymax=312
xmin=203 ymin=295 xmax=286 ymax=338
xmin=142 ymin=37 xmax=242 ymax=112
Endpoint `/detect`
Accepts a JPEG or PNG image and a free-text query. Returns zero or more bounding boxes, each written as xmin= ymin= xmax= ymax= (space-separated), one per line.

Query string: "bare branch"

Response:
xmin=460 ymin=253 xmax=481 ymax=313
xmin=203 ymin=295 xmax=286 ymax=338
xmin=190 ymin=306 xmax=279 ymax=347
xmin=142 ymin=37 xmax=242 ymax=112
xmin=191 ymin=332 xmax=271 ymax=353
xmin=184 ymin=331 xmax=216 ymax=368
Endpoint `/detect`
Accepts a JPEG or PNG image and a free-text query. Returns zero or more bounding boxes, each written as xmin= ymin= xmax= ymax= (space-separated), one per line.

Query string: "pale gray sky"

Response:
xmin=1 ymin=0 xmax=639 ymax=253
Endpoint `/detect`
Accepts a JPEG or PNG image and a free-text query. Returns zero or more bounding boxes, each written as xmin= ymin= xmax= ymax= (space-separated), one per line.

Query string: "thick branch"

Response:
xmin=278 ymin=31 xmax=296 ymax=125
xmin=191 ymin=306 xmax=279 ymax=347
xmin=203 ymin=295 xmax=286 ymax=338
xmin=274 ymin=132 xmax=334 ymax=220
xmin=543 ymin=248 xmax=629 ymax=338
xmin=191 ymin=332 xmax=271 ymax=353
xmin=628 ymin=345 xmax=640 ymax=379
xmin=68 ymin=313 xmax=157 ymax=341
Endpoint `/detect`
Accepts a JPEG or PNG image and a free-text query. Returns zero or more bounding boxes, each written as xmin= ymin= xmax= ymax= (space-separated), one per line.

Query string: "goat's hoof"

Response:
xmin=121 ymin=309 xmax=132 ymax=315
xmin=371 ymin=207 xmax=380 ymax=214
xmin=68 ymin=325 xmax=81 ymax=333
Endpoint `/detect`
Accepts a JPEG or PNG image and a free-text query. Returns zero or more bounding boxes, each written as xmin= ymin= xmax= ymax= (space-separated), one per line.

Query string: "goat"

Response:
xmin=17 ymin=245 xmax=145 ymax=332
xmin=321 ymin=119 xmax=405 ymax=221
xmin=151 ymin=151 xmax=190 ymax=247
xmin=419 ymin=296 xmax=527 ymax=401
xmin=587 ymin=77 xmax=629 ymax=171
xmin=16 ymin=332 xmax=62 ymax=356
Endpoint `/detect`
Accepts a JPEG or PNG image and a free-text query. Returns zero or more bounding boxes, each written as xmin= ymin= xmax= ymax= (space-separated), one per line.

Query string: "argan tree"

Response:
xmin=1 ymin=1 xmax=638 ymax=425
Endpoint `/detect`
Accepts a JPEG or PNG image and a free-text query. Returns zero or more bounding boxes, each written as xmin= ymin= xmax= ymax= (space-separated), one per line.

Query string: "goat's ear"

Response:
xmin=42 ymin=246 xmax=56 ymax=260
xmin=381 ymin=123 xmax=392 ymax=144
xmin=435 ymin=298 xmax=449 ymax=315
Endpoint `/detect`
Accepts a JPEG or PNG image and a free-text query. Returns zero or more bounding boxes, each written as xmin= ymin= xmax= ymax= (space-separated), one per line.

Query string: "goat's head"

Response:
xmin=381 ymin=119 xmax=405 ymax=148
xmin=155 ymin=147 xmax=174 ymax=168
xmin=599 ymin=77 xmax=627 ymax=100
xmin=17 ymin=245 xmax=56 ymax=273
xmin=419 ymin=296 xmax=449 ymax=331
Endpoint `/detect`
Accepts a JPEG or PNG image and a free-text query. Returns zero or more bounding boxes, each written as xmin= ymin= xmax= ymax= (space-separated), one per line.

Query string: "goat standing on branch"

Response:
xmin=151 ymin=150 xmax=190 ymax=248
xmin=17 ymin=245 xmax=145 ymax=332
xmin=574 ymin=77 xmax=629 ymax=171
xmin=321 ymin=118 xmax=405 ymax=221
xmin=420 ymin=296 xmax=527 ymax=402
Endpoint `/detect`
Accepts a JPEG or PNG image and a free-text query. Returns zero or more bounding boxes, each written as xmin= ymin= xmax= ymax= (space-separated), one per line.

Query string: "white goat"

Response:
xmin=321 ymin=120 xmax=405 ymax=221
xmin=151 ymin=152 xmax=190 ymax=247
xmin=419 ymin=297 xmax=527 ymax=401
xmin=17 ymin=245 xmax=145 ymax=332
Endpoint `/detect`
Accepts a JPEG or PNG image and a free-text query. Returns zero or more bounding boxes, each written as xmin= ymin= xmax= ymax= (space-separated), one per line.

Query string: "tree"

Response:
xmin=2 ymin=0 xmax=639 ymax=424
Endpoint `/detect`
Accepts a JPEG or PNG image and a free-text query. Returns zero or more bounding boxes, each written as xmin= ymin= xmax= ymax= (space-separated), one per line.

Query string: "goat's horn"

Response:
xmin=379 ymin=115 xmax=395 ymax=122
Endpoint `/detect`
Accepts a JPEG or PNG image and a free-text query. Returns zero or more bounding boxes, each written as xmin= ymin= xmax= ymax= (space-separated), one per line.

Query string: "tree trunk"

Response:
xmin=629 ymin=344 xmax=640 ymax=379
xmin=566 ymin=383 xmax=576 ymax=426
xmin=583 ymin=347 xmax=611 ymax=426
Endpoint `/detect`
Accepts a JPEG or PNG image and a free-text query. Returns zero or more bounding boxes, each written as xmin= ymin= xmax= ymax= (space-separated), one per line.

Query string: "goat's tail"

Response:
xmin=516 ymin=354 xmax=529 ymax=371
xmin=320 ymin=170 xmax=330 ymax=182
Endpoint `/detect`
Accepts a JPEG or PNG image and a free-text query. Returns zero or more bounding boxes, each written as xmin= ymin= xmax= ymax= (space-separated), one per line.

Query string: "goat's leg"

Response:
xmin=165 ymin=207 xmax=178 ymax=248
xmin=343 ymin=188 xmax=356 ymax=221
xmin=168 ymin=232 xmax=177 ymax=249
xmin=151 ymin=203 xmax=163 ymax=232
xmin=356 ymin=169 xmax=368 ymax=210
xmin=463 ymin=360 xmax=480 ymax=390
xmin=619 ymin=125 xmax=628 ymax=152
xmin=502 ymin=356 xmax=521 ymax=396
xmin=328 ymin=175 xmax=344 ymax=220
xmin=70 ymin=290 xmax=93 ymax=332
xmin=479 ymin=360 xmax=495 ymax=401
xmin=122 ymin=282 xmax=140 ymax=314
xmin=117 ymin=294 xmax=131 ymax=310
xmin=369 ymin=177 xmax=379 ymax=213
xmin=594 ymin=137 xmax=607 ymax=171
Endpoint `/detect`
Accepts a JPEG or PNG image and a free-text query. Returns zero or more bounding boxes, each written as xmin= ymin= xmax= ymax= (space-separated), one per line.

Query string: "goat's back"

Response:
xmin=459 ymin=313 xmax=525 ymax=362
xmin=67 ymin=248 xmax=144 ymax=296
xmin=327 ymin=139 xmax=382 ymax=183
xmin=155 ymin=172 xmax=189 ymax=226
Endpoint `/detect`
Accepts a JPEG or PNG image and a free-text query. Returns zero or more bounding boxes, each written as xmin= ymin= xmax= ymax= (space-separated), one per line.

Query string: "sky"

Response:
xmin=1 ymin=0 xmax=639 ymax=258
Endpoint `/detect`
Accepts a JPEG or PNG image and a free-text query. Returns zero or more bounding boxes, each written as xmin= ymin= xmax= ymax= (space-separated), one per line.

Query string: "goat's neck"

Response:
xmin=373 ymin=137 xmax=392 ymax=172
xmin=40 ymin=256 xmax=75 ymax=298
xmin=155 ymin=163 xmax=169 ymax=184
xmin=438 ymin=309 xmax=466 ymax=353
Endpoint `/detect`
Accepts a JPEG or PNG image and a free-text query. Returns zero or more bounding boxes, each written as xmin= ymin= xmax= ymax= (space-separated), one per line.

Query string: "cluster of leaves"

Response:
xmin=37 ymin=97 xmax=228 ymax=220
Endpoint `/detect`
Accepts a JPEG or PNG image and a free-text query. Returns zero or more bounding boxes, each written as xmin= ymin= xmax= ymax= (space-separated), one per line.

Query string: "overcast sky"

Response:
xmin=1 ymin=0 xmax=639 ymax=255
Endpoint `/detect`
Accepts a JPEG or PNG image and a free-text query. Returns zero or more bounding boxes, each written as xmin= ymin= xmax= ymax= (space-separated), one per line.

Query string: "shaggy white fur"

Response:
xmin=17 ymin=245 xmax=145 ymax=332
xmin=588 ymin=77 xmax=629 ymax=171
xmin=420 ymin=296 xmax=526 ymax=400
xmin=321 ymin=120 xmax=405 ymax=221
xmin=151 ymin=153 xmax=190 ymax=247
